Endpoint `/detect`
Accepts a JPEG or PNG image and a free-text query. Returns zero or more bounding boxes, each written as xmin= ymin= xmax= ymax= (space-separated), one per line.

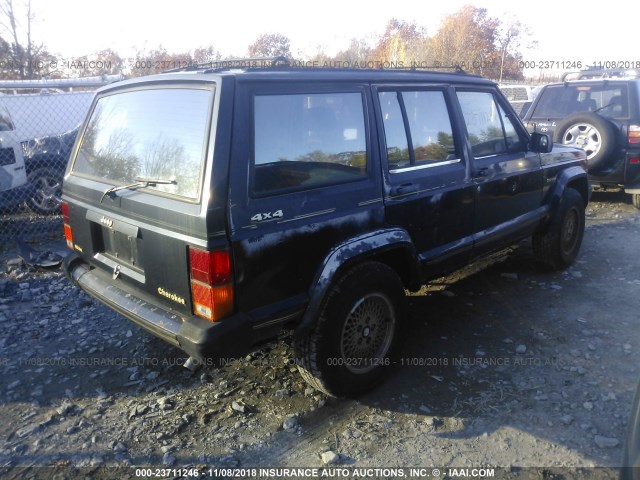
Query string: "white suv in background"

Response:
xmin=0 ymin=101 xmax=29 ymax=211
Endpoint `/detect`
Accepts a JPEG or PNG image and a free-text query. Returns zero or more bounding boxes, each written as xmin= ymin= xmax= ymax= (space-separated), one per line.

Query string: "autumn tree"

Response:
xmin=131 ymin=46 xmax=194 ymax=77
xmin=247 ymin=33 xmax=291 ymax=58
xmin=429 ymin=6 xmax=498 ymax=76
xmin=193 ymin=45 xmax=221 ymax=64
xmin=333 ymin=38 xmax=372 ymax=65
xmin=63 ymin=49 xmax=124 ymax=77
xmin=371 ymin=19 xmax=430 ymax=66
xmin=429 ymin=5 xmax=528 ymax=80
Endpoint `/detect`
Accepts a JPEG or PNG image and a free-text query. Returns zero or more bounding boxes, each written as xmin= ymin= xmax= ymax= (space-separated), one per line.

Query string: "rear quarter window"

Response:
xmin=252 ymin=92 xmax=367 ymax=195
xmin=72 ymin=86 xmax=213 ymax=200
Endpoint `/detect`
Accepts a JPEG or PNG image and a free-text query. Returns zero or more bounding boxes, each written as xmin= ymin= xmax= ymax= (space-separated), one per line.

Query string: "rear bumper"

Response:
xmin=588 ymin=148 xmax=640 ymax=189
xmin=63 ymin=253 xmax=253 ymax=364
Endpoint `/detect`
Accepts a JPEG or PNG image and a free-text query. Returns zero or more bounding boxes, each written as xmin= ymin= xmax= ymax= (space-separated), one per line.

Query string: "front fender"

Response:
xmin=294 ymin=228 xmax=418 ymax=339
xmin=549 ymin=166 xmax=590 ymax=212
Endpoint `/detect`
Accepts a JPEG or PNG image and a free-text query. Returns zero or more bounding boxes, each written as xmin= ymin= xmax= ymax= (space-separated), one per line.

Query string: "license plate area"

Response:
xmin=102 ymin=229 xmax=142 ymax=268
xmin=86 ymin=210 xmax=145 ymax=281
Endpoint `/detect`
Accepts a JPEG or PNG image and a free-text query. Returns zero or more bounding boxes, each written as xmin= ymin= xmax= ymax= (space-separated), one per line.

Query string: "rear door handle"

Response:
xmin=391 ymin=183 xmax=419 ymax=196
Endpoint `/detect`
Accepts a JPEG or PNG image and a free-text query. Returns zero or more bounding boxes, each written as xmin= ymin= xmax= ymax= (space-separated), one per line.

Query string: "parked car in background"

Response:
xmin=21 ymin=127 xmax=78 ymax=215
xmin=498 ymin=84 xmax=542 ymax=118
xmin=0 ymin=101 xmax=29 ymax=211
xmin=523 ymin=76 xmax=640 ymax=208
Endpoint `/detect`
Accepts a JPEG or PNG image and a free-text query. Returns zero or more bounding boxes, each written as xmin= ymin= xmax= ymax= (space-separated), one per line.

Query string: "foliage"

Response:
xmin=0 ymin=4 xmax=536 ymax=81
xmin=0 ymin=0 xmax=55 ymax=79
xmin=247 ymin=33 xmax=291 ymax=59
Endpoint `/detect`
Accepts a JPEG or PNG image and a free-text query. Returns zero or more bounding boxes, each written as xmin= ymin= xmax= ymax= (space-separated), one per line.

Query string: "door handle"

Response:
xmin=391 ymin=183 xmax=419 ymax=196
xmin=474 ymin=167 xmax=489 ymax=178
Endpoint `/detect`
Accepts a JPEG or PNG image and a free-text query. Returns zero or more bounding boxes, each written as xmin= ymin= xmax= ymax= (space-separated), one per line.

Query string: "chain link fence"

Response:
xmin=0 ymin=75 xmax=123 ymax=251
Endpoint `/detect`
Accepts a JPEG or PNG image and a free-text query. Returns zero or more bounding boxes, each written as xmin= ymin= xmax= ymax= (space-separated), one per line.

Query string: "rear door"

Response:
xmin=374 ymin=85 xmax=475 ymax=277
xmin=228 ymin=81 xmax=383 ymax=324
xmin=64 ymin=80 xmax=219 ymax=318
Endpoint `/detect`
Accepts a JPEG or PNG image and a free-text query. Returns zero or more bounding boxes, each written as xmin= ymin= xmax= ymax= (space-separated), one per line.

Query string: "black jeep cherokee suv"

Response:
xmin=523 ymin=77 xmax=640 ymax=208
xmin=62 ymin=62 xmax=589 ymax=397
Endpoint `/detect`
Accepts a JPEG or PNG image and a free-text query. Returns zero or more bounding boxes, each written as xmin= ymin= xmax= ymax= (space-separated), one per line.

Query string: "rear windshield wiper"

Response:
xmin=100 ymin=177 xmax=177 ymax=203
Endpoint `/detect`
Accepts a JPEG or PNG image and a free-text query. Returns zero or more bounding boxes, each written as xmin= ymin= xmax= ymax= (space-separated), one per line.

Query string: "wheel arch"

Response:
xmin=549 ymin=166 xmax=590 ymax=212
xmin=294 ymin=228 xmax=419 ymax=339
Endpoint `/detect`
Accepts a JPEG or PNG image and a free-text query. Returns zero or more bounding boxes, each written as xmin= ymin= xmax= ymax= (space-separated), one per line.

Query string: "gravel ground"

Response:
xmin=0 ymin=191 xmax=639 ymax=479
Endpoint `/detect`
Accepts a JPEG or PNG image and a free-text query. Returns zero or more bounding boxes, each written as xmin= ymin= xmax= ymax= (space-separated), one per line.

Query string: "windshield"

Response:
xmin=72 ymin=86 xmax=213 ymax=200
xmin=532 ymin=83 xmax=629 ymax=119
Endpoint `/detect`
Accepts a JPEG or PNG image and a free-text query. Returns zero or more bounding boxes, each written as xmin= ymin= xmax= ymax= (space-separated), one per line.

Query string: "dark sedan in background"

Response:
xmin=21 ymin=127 xmax=78 ymax=215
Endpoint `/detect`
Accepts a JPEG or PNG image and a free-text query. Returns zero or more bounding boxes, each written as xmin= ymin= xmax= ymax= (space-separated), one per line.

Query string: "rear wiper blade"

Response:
xmin=100 ymin=177 xmax=177 ymax=203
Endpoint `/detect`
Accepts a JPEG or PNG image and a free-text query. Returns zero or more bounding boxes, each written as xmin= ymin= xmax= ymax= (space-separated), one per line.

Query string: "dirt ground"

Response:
xmin=0 ymin=191 xmax=639 ymax=479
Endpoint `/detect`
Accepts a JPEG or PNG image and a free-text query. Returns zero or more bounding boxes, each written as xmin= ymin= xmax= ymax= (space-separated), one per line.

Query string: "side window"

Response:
xmin=498 ymin=103 xmax=526 ymax=152
xmin=253 ymin=92 xmax=367 ymax=195
xmin=457 ymin=91 xmax=525 ymax=157
xmin=379 ymin=92 xmax=410 ymax=169
xmin=378 ymin=89 xmax=457 ymax=172
xmin=404 ymin=91 xmax=456 ymax=163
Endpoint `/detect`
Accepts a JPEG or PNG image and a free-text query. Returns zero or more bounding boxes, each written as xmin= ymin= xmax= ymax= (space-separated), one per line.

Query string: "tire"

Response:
xmin=553 ymin=112 xmax=617 ymax=171
xmin=25 ymin=167 xmax=63 ymax=215
xmin=632 ymin=194 xmax=640 ymax=210
xmin=294 ymin=262 xmax=405 ymax=398
xmin=622 ymin=378 xmax=640 ymax=480
xmin=533 ymin=188 xmax=585 ymax=271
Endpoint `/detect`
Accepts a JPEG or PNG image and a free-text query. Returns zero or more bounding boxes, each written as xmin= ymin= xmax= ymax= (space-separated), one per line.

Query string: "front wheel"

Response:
xmin=294 ymin=262 xmax=405 ymax=397
xmin=533 ymin=188 xmax=585 ymax=271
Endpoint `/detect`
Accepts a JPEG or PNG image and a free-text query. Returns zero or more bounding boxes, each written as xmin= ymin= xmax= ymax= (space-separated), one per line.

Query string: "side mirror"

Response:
xmin=530 ymin=132 xmax=553 ymax=153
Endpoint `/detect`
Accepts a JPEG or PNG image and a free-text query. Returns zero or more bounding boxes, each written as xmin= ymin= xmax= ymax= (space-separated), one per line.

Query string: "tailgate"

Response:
xmin=63 ymin=80 xmax=225 ymax=319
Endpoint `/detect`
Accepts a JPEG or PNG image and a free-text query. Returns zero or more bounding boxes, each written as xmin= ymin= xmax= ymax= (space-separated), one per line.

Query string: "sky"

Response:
xmin=15 ymin=0 xmax=638 ymax=78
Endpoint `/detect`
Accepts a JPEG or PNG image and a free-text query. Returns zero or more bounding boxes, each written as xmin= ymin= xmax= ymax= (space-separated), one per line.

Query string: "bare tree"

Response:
xmin=0 ymin=0 xmax=52 ymax=79
xmin=496 ymin=18 xmax=536 ymax=82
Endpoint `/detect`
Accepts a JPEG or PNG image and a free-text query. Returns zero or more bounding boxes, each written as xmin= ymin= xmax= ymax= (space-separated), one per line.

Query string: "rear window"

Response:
xmin=532 ymin=83 xmax=629 ymax=119
xmin=72 ymin=87 xmax=213 ymax=200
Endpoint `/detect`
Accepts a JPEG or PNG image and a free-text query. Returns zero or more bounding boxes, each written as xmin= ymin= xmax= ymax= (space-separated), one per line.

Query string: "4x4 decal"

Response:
xmin=250 ymin=210 xmax=284 ymax=222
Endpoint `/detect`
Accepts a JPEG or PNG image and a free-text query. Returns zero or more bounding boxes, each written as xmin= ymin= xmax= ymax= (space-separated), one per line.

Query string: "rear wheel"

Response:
xmin=533 ymin=188 xmax=585 ymax=271
xmin=632 ymin=193 xmax=640 ymax=210
xmin=294 ymin=262 xmax=405 ymax=397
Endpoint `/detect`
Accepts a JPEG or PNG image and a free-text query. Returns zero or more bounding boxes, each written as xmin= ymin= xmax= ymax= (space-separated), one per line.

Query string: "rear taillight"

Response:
xmin=189 ymin=247 xmax=234 ymax=322
xmin=629 ymin=125 xmax=640 ymax=144
xmin=61 ymin=201 xmax=73 ymax=250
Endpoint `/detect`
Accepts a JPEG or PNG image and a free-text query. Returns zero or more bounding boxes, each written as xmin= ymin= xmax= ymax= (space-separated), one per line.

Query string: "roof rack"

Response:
xmin=408 ymin=64 xmax=466 ymax=74
xmin=561 ymin=68 xmax=640 ymax=81
xmin=163 ymin=56 xmax=290 ymax=74
xmin=163 ymin=57 xmax=470 ymax=75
